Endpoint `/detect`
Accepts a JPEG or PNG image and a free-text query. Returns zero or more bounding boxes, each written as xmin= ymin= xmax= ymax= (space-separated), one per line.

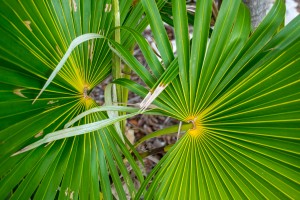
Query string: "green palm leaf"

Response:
xmin=111 ymin=0 xmax=300 ymax=198
xmin=0 ymin=0 xmax=152 ymax=198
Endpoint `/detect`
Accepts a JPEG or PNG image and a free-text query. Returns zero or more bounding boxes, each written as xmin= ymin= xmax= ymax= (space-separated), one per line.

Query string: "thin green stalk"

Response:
xmin=112 ymin=0 xmax=127 ymax=132
xmin=112 ymin=0 xmax=121 ymax=81
xmin=121 ymin=52 xmax=133 ymax=128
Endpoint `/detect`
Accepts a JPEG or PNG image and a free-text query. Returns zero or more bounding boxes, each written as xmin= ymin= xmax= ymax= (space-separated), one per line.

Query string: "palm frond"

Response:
xmin=0 ymin=0 xmax=150 ymax=198
xmin=111 ymin=0 xmax=300 ymax=198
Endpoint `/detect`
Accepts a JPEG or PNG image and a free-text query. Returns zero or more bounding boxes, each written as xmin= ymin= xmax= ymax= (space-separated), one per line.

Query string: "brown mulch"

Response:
xmin=90 ymin=24 xmax=181 ymax=175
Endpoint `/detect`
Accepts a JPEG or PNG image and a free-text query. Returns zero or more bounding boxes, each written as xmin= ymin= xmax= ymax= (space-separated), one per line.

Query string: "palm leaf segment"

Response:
xmin=0 ymin=0 xmax=149 ymax=199
xmin=113 ymin=0 xmax=300 ymax=198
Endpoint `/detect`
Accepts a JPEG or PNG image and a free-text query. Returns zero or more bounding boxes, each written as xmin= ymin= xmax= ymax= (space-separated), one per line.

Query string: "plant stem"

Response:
xmin=112 ymin=0 xmax=127 ymax=132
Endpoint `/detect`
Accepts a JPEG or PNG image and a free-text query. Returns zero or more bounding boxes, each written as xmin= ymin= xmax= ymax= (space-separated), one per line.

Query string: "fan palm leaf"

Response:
xmin=0 ymin=0 xmax=159 ymax=198
xmin=111 ymin=0 xmax=300 ymax=198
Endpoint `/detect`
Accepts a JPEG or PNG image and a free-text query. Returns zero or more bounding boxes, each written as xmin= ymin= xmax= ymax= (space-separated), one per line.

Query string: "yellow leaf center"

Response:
xmin=81 ymin=85 xmax=94 ymax=108
xmin=185 ymin=116 xmax=203 ymax=138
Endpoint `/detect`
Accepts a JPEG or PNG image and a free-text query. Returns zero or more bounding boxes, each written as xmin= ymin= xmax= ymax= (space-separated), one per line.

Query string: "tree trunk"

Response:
xmin=243 ymin=0 xmax=275 ymax=28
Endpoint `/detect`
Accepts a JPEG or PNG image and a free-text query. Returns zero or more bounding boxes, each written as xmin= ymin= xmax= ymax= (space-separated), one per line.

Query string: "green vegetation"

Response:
xmin=0 ymin=0 xmax=299 ymax=199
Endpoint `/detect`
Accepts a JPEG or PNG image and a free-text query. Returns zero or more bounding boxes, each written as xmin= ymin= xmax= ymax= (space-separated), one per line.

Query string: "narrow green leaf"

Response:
xmin=12 ymin=112 xmax=138 ymax=156
xmin=65 ymin=105 xmax=139 ymax=128
xmin=98 ymin=133 xmax=127 ymax=200
xmin=109 ymin=40 xmax=156 ymax=87
xmin=189 ymin=0 xmax=213 ymax=105
xmin=206 ymin=0 xmax=286 ymax=108
xmin=172 ymin=0 xmax=190 ymax=106
xmin=196 ymin=0 xmax=241 ymax=109
xmin=139 ymin=58 xmax=179 ymax=111
xmin=117 ymin=26 xmax=165 ymax=78
xmin=141 ymin=0 xmax=174 ymax=66
xmin=200 ymin=3 xmax=251 ymax=109
xmin=33 ymin=139 xmax=73 ymax=200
